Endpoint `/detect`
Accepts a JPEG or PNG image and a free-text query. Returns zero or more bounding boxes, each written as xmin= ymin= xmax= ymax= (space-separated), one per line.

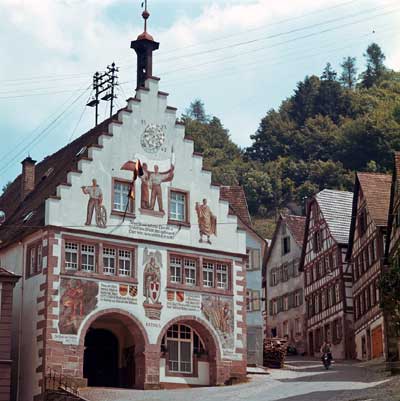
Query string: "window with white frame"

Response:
xmin=81 ymin=244 xmax=95 ymax=272
xmin=283 ymin=295 xmax=289 ymax=311
xmin=216 ymin=263 xmax=228 ymax=289
xmin=282 ymin=320 xmax=289 ymax=337
xmin=294 ymin=290 xmax=301 ymax=307
xmin=103 ymin=248 xmax=116 ymax=275
xmin=65 ymin=242 xmax=78 ymax=270
xmin=272 ymin=299 xmax=278 ymax=315
xmin=247 ymin=290 xmax=261 ymax=311
xmin=29 ymin=247 xmax=36 ymax=275
xmin=118 ymin=250 xmax=132 ymax=277
xmin=165 ymin=324 xmax=203 ymax=374
xmin=170 ymin=256 xmax=182 ymax=283
xmin=169 ymin=191 xmax=187 ymax=222
xmin=113 ymin=180 xmax=133 ymax=213
xmin=271 ymin=269 xmax=279 ymax=286
xmin=184 ymin=259 xmax=196 ymax=286
xmin=202 ymin=262 xmax=214 ymax=288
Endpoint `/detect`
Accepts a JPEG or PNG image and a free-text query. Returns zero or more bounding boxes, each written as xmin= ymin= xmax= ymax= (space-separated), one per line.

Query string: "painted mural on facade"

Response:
xmin=196 ymin=199 xmax=217 ymax=244
xmin=59 ymin=278 xmax=99 ymax=335
xmin=81 ymin=179 xmax=107 ymax=228
xmin=201 ymin=295 xmax=234 ymax=350
xmin=143 ymin=248 xmax=163 ymax=319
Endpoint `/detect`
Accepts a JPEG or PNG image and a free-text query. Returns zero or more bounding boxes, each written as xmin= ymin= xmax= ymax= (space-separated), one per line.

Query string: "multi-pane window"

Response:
xmin=282 ymin=321 xmax=289 ymax=337
xmin=81 ymin=244 xmax=95 ymax=272
xmin=314 ymin=294 xmax=320 ymax=314
xmin=113 ymin=180 xmax=133 ymax=213
xmin=216 ymin=263 xmax=228 ymax=289
xmin=170 ymin=256 xmax=182 ymax=283
xmin=281 ymin=264 xmax=289 ymax=282
xmin=271 ymin=269 xmax=279 ymax=286
xmin=184 ymin=259 xmax=196 ymax=286
xmin=335 ymin=282 xmax=341 ymax=303
xmin=30 ymin=247 xmax=36 ymax=276
xmin=65 ymin=242 xmax=78 ymax=270
xmin=321 ymin=291 xmax=326 ymax=310
xmin=272 ymin=300 xmax=278 ymax=315
xmin=247 ymin=290 xmax=260 ymax=311
xmin=283 ymin=295 xmax=289 ymax=311
xmin=294 ymin=290 xmax=301 ymax=307
xmin=247 ymin=248 xmax=261 ymax=270
xmin=202 ymin=262 xmax=214 ymax=288
xmin=103 ymin=248 xmax=116 ymax=275
xmin=118 ymin=250 xmax=132 ymax=276
xmin=169 ymin=191 xmax=186 ymax=222
xmin=313 ymin=230 xmax=323 ymax=253
xmin=165 ymin=324 xmax=203 ymax=374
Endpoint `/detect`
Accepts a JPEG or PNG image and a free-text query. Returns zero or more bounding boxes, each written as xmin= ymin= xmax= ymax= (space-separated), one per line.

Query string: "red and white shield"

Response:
xmin=150 ymin=281 xmax=160 ymax=303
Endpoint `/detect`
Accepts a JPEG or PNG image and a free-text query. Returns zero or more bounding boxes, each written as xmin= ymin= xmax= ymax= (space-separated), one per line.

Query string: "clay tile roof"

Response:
xmin=0 ymin=111 xmax=124 ymax=248
xmin=219 ymin=186 xmax=252 ymax=226
xmin=316 ymin=189 xmax=353 ymax=245
xmin=283 ymin=214 xmax=306 ymax=246
xmin=357 ymin=172 xmax=391 ymax=227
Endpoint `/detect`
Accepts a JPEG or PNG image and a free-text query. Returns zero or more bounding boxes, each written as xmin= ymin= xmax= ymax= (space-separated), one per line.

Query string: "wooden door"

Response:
xmin=371 ymin=325 xmax=383 ymax=359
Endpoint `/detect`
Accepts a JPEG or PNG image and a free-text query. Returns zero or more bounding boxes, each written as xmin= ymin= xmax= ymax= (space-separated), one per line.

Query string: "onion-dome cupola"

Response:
xmin=131 ymin=0 xmax=160 ymax=90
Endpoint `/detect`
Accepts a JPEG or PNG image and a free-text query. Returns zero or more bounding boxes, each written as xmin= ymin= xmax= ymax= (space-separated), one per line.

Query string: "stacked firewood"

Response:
xmin=263 ymin=338 xmax=288 ymax=368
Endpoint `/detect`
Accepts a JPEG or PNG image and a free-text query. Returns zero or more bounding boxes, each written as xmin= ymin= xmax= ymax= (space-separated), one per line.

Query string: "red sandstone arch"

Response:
xmin=157 ymin=315 xmax=223 ymax=386
xmin=78 ymin=308 xmax=149 ymax=388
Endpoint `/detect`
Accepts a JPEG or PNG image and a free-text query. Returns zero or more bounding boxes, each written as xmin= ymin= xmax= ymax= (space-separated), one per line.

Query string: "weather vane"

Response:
xmin=141 ymin=0 xmax=149 ymax=33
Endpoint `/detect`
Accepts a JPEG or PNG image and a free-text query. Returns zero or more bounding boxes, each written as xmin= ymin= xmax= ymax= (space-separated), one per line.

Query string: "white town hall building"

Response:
xmin=0 ymin=9 xmax=248 ymax=400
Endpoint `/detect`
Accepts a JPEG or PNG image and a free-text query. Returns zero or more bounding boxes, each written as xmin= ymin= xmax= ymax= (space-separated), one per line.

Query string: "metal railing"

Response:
xmin=44 ymin=368 xmax=80 ymax=397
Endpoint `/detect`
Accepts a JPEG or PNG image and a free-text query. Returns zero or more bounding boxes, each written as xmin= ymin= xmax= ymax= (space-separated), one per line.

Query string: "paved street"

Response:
xmin=80 ymin=358 xmax=400 ymax=401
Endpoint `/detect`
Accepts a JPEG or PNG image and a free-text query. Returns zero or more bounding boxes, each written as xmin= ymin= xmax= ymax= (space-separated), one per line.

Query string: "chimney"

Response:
xmin=21 ymin=156 xmax=36 ymax=200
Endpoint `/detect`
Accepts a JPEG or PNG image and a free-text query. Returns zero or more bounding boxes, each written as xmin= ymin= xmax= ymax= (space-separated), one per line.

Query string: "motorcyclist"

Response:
xmin=320 ymin=341 xmax=332 ymax=364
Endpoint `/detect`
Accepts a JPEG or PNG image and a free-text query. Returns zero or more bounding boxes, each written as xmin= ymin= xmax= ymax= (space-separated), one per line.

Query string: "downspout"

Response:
xmin=16 ymin=242 xmax=25 ymax=401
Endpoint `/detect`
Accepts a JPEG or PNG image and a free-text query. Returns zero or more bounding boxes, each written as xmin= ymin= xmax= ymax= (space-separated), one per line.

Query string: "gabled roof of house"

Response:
xmin=0 ymin=111 xmax=121 ymax=248
xmin=265 ymin=213 xmax=306 ymax=267
xmin=316 ymin=189 xmax=353 ymax=245
xmin=219 ymin=186 xmax=252 ymax=226
xmin=347 ymin=172 xmax=391 ymax=261
xmin=357 ymin=172 xmax=391 ymax=227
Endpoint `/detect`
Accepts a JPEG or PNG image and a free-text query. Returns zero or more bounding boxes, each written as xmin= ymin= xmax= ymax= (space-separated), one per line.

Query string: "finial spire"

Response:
xmin=142 ymin=0 xmax=149 ymax=33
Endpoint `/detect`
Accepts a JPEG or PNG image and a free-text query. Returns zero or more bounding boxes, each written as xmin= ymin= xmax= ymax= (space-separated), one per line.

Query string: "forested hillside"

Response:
xmin=183 ymin=43 xmax=400 ymax=238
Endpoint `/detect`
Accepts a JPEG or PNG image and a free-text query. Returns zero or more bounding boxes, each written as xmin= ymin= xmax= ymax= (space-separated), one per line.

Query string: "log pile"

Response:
xmin=263 ymin=338 xmax=288 ymax=368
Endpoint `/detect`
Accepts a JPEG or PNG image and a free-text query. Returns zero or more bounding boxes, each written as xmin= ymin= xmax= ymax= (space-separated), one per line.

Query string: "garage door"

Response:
xmin=371 ymin=325 xmax=383 ymax=359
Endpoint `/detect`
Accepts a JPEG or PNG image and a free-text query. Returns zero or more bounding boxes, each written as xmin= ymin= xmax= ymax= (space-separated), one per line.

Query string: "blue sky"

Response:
xmin=1 ymin=0 xmax=400 ymax=189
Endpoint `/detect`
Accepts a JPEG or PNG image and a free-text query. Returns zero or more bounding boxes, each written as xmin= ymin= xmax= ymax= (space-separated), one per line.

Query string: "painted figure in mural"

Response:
xmin=148 ymin=164 xmax=174 ymax=213
xmin=81 ymin=179 xmax=106 ymax=227
xmin=195 ymin=199 xmax=217 ymax=244
xmin=140 ymin=163 xmax=151 ymax=209
xmin=61 ymin=279 xmax=84 ymax=317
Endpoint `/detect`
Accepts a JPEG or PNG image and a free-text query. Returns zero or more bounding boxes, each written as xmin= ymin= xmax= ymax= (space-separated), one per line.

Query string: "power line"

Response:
xmin=0 ymin=0 xmax=396 ymax=87
xmin=0 ymin=84 xmax=91 ymax=176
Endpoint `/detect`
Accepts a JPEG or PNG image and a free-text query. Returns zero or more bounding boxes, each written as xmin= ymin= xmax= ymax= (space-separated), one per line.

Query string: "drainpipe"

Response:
xmin=16 ymin=243 xmax=25 ymax=401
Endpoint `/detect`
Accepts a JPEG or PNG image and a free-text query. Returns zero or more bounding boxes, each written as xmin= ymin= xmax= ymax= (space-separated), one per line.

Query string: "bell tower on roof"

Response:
xmin=131 ymin=0 xmax=159 ymax=90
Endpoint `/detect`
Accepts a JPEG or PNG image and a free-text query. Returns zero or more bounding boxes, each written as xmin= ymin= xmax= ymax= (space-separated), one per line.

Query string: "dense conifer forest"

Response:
xmin=183 ymin=43 xmax=400 ymax=238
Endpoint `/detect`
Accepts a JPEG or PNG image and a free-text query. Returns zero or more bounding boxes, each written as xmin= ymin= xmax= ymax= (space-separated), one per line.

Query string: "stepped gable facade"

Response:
xmin=300 ymin=189 xmax=355 ymax=359
xmin=220 ymin=186 xmax=267 ymax=366
xmin=0 ymin=23 xmax=248 ymax=400
xmin=266 ymin=214 xmax=306 ymax=354
xmin=347 ymin=172 xmax=391 ymax=361
xmin=384 ymin=152 xmax=400 ymax=363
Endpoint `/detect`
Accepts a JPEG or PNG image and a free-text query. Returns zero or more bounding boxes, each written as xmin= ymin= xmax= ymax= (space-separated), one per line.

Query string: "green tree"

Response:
xmin=1 ymin=181 xmax=11 ymax=194
xmin=340 ymin=56 xmax=357 ymax=89
xmin=361 ymin=43 xmax=386 ymax=88
xmin=184 ymin=99 xmax=209 ymax=123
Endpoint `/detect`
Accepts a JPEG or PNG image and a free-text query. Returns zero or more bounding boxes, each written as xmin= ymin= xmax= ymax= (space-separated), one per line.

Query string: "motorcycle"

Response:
xmin=322 ymin=353 xmax=331 ymax=369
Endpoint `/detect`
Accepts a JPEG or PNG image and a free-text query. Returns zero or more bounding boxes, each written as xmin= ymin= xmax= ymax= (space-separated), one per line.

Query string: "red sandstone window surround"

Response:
xmin=167 ymin=252 xmax=233 ymax=295
xmin=26 ymin=240 xmax=43 ymax=278
xmin=61 ymin=236 xmax=137 ymax=282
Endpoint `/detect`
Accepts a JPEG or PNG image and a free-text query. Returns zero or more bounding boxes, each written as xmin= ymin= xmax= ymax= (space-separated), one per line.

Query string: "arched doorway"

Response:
xmin=157 ymin=317 xmax=221 ymax=387
xmin=84 ymin=328 xmax=119 ymax=387
xmin=80 ymin=310 xmax=148 ymax=389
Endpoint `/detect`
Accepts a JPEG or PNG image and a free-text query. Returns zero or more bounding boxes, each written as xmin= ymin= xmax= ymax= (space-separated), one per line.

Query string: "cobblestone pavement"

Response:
xmin=80 ymin=359 xmax=400 ymax=401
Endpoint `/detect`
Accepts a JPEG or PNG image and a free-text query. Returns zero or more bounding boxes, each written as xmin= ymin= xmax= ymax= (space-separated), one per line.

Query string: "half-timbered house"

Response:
xmin=347 ymin=173 xmax=391 ymax=361
xmin=300 ymin=189 xmax=354 ymax=359
xmin=384 ymin=152 xmax=400 ymax=363
xmin=266 ymin=214 xmax=306 ymax=354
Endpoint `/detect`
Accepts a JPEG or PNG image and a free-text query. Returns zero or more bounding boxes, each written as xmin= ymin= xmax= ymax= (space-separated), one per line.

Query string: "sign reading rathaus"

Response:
xmin=0 ymin=6 xmax=248 ymax=399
